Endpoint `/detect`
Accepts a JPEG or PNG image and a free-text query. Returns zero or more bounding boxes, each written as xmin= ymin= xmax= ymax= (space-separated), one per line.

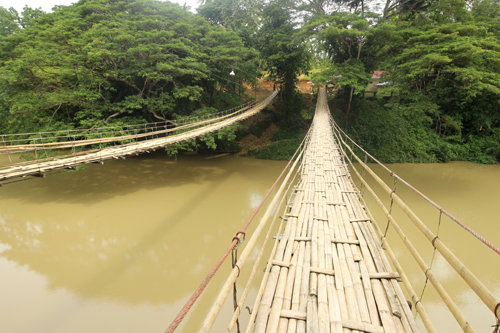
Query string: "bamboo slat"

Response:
xmin=247 ymin=91 xmax=418 ymax=333
xmin=281 ymin=309 xmax=307 ymax=321
xmin=343 ymin=320 xmax=384 ymax=333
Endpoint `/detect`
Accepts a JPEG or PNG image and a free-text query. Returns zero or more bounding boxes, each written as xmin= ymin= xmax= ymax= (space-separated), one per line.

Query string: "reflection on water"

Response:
xmin=352 ymin=162 xmax=500 ymax=332
xmin=0 ymin=153 xmax=287 ymax=332
xmin=1 ymin=155 xmax=499 ymax=332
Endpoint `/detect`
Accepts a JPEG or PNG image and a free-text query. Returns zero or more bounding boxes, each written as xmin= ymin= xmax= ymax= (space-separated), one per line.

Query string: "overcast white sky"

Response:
xmin=9 ymin=0 xmax=200 ymax=13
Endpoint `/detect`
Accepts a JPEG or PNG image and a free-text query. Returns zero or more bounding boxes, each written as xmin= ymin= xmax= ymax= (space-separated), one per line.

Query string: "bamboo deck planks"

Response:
xmin=252 ymin=91 xmax=417 ymax=333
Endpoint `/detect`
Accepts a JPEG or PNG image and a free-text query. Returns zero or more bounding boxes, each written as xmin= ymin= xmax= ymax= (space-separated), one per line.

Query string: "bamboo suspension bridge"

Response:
xmin=167 ymin=91 xmax=500 ymax=332
xmin=0 ymin=92 xmax=277 ymax=183
xmin=198 ymin=91 xmax=420 ymax=333
xmin=1 ymin=90 xmax=499 ymax=332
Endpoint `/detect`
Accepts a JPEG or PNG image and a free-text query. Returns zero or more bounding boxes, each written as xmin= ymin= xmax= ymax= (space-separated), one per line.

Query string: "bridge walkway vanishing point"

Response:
xmin=249 ymin=91 xmax=417 ymax=332
xmin=194 ymin=91 xmax=500 ymax=333
xmin=0 ymin=91 xmax=277 ymax=183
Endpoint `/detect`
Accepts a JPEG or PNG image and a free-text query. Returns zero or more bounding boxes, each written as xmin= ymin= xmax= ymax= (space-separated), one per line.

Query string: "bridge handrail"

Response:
xmin=0 ymin=100 xmax=260 ymax=154
xmin=0 ymin=100 xmax=257 ymax=147
xmin=165 ymin=120 xmax=309 ymax=333
xmin=0 ymin=92 xmax=278 ymax=182
xmin=328 ymin=113 xmax=500 ymax=327
xmin=330 ymin=118 xmax=500 ymax=257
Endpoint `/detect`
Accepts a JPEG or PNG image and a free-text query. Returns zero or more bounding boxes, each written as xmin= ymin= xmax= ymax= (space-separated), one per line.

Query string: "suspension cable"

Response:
xmin=330 ymin=118 xmax=500 ymax=256
xmin=165 ymin=130 xmax=308 ymax=333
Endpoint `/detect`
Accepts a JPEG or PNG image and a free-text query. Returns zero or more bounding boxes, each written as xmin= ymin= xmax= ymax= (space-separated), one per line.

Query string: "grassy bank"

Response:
xmin=329 ymin=95 xmax=500 ymax=164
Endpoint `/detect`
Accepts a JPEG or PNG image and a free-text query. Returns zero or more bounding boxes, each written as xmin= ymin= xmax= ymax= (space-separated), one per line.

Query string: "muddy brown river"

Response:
xmin=0 ymin=153 xmax=498 ymax=332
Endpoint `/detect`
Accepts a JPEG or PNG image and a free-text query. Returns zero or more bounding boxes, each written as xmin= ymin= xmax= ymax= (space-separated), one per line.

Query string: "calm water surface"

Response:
xmin=0 ymin=154 xmax=498 ymax=332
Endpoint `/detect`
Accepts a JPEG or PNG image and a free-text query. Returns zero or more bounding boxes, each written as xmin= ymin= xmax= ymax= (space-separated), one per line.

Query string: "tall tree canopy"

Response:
xmin=0 ymin=0 xmax=257 ymax=135
xmin=258 ymin=0 xmax=310 ymax=121
xmin=379 ymin=0 xmax=500 ymax=162
xmin=302 ymin=0 xmax=500 ymax=163
xmin=1 ymin=0 xmax=500 ymax=162
xmin=0 ymin=6 xmax=45 ymax=38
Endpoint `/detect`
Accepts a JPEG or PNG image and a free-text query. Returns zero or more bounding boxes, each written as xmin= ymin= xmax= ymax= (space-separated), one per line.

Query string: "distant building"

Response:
xmin=366 ymin=71 xmax=389 ymax=97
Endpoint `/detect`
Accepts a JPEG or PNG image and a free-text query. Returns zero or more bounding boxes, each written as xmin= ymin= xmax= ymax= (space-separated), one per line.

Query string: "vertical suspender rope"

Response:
xmin=382 ymin=176 xmax=398 ymax=239
xmin=165 ymin=129 xmax=308 ymax=333
xmin=421 ymin=210 xmax=444 ymax=303
xmin=360 ymin=153 xmax=368 ymax=197
xmin=34 ymin=137 xmax=41 ymax=174
xmin=99 ymin=133 xmax=103 ymax=163
xmin=39 ymin=133 xmax=47 ymax=161
xmin=231 ymin=247 xmax=241 ymax=333
xmin=200 ymin=147 xmax=305 ymax=332
xmin=2 ymin=136 xmax=12 ymax=164
xmin=72 ymin=135 xmax=77 ymax=165
xmin=331 ymin=119 xmax=500 ymax=256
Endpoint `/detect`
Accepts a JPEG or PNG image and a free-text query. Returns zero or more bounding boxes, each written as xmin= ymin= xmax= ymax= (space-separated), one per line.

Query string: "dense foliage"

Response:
xmin=308 ymin=0 xmax=500 ymax=163
xmin=0 ymin=0 xmax=258 ymax=152
xmin=1 ymin=0 xmax=499 ymax=163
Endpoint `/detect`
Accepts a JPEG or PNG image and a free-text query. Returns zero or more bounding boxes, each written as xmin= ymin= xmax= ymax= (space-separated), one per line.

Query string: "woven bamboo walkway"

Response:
xmin=252 ymin=91 xmax=418 ymax=333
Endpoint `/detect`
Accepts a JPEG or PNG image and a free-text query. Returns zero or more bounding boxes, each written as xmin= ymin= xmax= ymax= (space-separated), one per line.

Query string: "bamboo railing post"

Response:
xmin=200 ymin=147 xmax=303 ymax=333
xmin=227 ymin=169 xmax=299 ymax=332
xmin=342 ymin=140 xmax=500 ymax=322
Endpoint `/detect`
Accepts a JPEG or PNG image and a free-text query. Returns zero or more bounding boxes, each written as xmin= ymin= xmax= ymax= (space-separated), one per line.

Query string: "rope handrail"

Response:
xmin=328 ymin=113 xmax=500 ymax=323
xmin=0 ymin=101 xmax=259 ymax=153
xmin=0 ymin=100 xmax=256 ymax=143
xmin=165 ymin=126 xmax=308 ymax=333
xmin=330 ymin=118 xmax=500 ymax=256
xmin=226 ymin=169 xmax=300 ymax=332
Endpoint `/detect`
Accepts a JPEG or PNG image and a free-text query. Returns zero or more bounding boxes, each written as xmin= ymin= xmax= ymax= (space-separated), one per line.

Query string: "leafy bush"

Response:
xmin=331 ymin=96 xmax=440 ymax=163
xmin=330 ymin=94 xmax=500 ymax=164
xmin=271 ymin=127 xmax=300 ymax=141
xmin=249 ymin=116 xmax=273 ymax=138
xmin=248 ymin=138 xmax=303 ymax=160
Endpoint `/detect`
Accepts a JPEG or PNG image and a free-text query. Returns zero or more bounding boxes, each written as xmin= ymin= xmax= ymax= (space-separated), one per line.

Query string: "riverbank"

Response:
xmin=329 ymin=94 xmax=500 ymax=164
xmin=201 ymin=86 xmax=314 ymax=161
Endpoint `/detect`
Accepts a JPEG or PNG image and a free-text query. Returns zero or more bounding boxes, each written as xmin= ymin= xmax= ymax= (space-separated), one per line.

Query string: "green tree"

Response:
xmin=473 ymin=0 xmax=500 ymax=37
xmin=0 ymin=6 xmax=45 ymax=38
xmin=197 ymin=0 xmax=262 ymax=30
xmin=258 ymin=0 xmax=310 ymax=122
xmin=310 ymin=11 xmax=373 ymax=116
xmin=377 ymin=0 xmax=500 ymax=162
xmin=0 ymin=0 xmax=256 ymax=140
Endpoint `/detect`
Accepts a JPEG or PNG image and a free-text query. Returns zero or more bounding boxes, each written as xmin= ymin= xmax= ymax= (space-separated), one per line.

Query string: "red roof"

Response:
xmin=372 ymin=71 xmax=389 ymax=79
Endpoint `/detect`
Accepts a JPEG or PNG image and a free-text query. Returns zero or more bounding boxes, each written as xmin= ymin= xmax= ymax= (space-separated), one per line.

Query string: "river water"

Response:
xmin=0 ymin=153 xmax=498 ymax=332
